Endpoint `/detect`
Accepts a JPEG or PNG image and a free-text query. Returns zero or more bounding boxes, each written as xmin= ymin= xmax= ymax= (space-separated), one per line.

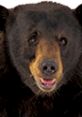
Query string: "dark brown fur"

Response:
xmin=0 ymin=2 xmax=82 ymax=117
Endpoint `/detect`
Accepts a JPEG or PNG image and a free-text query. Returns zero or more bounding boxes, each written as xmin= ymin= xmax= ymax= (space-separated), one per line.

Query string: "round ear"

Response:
xmin=74 ymin=4 xmax=82 ymax=26
xmin=0 ymin=5 xmax=9 ymax=31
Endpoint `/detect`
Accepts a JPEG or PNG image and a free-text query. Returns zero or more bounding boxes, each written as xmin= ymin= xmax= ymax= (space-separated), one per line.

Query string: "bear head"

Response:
xmin=0 ymin=2 xmax=82 ymax=95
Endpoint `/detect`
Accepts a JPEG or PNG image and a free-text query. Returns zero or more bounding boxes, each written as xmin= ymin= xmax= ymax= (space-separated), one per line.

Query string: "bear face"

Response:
xmin=4 ymin=2 xmax=82 ymax=95
xmin=0 ymin=2 xmax=82 ymax=96
xmin=0 ymin=2 xmax=82 ymax=117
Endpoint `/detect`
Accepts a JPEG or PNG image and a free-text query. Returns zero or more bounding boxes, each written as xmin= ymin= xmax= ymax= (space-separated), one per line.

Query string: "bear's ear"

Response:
xmin=0 ymin=5 xmax=9 ymax=31
xmin=74 ymin=4 xmax=82 ymax=26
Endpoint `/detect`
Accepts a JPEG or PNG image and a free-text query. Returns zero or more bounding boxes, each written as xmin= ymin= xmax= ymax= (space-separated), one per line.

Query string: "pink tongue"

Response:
xmin=40 ymin=78 xmax=56 ymax=86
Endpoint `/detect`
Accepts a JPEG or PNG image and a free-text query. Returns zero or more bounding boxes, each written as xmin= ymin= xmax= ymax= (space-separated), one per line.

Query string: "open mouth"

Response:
xmin=30 ymin=73 xmax=57 ymax=92
xmin=39 ymin=78 xmax=56 ymax=90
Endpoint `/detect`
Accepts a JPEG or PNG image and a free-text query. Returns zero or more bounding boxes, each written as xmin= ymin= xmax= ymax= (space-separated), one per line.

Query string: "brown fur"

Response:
xmin=30 ymin=38 xmax=63 ymax=92
xmin=0 ymin=2 xmax=82 ymax=117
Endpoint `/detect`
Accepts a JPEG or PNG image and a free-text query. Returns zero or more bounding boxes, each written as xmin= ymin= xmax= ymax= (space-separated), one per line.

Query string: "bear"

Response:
xmin=0 ymin=1 xmax=82 ymax=117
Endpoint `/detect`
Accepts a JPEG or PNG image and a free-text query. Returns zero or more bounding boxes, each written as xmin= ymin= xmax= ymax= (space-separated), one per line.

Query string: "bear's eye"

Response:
xmin=28 ymin=32 xmax=38 ymax=46
xmin=59 ymin=37 xmax=67 ymax=46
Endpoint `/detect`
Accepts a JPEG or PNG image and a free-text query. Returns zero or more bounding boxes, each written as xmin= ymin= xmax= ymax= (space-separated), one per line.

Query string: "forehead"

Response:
xmin=9 ymin=3 xmax=80 ymax=37
xmin=13 ymin=12 xmax=79 ymax=40
xmin=14 ymin=8 xmax=78 ymax=32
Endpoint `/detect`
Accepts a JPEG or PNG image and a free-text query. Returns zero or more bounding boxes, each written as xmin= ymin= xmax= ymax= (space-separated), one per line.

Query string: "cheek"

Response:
xmin=62 ymin=47 xmax=80 ymax=72
xmin=23 ymin=46 xmax=36 ymax=60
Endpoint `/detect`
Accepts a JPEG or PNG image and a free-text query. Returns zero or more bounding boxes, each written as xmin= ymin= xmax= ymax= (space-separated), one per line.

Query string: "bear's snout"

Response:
xmin=29 ymin=39 xmax=63 ymax=92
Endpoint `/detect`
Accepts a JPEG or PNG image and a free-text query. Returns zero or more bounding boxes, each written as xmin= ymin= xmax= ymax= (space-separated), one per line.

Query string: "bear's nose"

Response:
xmin=40 ymin=59 xmax=57 ymax=76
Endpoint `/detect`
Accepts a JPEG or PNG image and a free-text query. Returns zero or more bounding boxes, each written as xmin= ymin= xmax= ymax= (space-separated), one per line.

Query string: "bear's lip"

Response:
xmin=39 ymin=78 xmax=56 ymax=89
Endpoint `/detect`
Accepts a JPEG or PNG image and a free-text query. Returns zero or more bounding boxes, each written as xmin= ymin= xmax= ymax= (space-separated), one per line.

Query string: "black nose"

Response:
xmin=40 ymin=59 xmax=57 ymax=76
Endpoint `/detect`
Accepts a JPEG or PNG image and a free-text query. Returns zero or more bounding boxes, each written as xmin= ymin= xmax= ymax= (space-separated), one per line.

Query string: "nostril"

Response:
xmin=51 ymin=66 xmax=56 ymax=73
xmin=43 ymin=66 xmax=47 ymax=71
